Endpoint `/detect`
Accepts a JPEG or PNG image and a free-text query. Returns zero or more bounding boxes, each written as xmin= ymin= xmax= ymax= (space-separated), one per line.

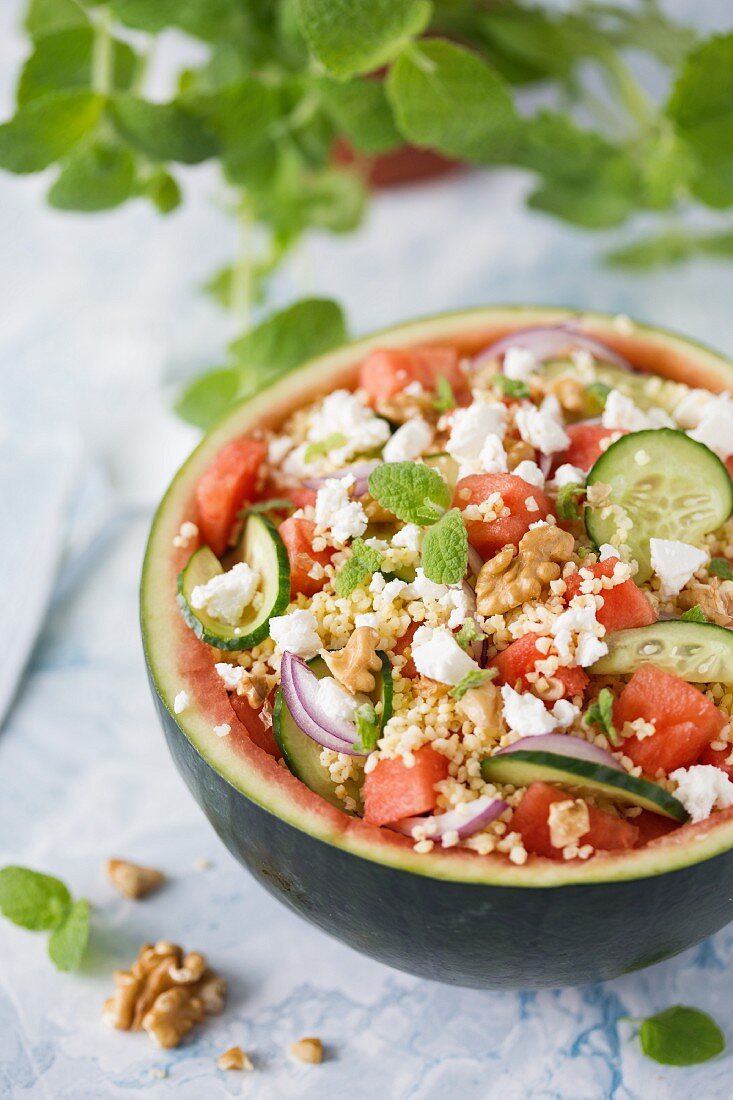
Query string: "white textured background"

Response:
xmin=2 ymin=2 xmax=733 ymax=1097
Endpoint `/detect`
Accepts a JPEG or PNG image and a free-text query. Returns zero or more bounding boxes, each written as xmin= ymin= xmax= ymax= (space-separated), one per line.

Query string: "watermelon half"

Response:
xmin=141 ymin=306 xmax=733 ymax=989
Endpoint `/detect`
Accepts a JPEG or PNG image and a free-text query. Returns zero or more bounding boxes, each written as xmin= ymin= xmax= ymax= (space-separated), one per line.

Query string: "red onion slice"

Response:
xmin=302 ymin=460 xmax=379 ymax=498
xmin=280 ymin=653 xmax=367 ymax=756
xmin=473 ymin=325 xmax=631 ymax=371
xmin=495 ymin=733 xmax=624 ymax=770
xmin=390 ymin=796 xmax=508 ymax=842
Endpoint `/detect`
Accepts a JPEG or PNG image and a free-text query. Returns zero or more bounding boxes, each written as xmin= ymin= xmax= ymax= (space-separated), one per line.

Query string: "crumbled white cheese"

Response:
xmin=391 ymin=524 xmax=423 ymax=553
xmin=551 ymin=463 xmax=586 ymax=488
xmin=512 ymin=460 xmax=546 ymax=488
xmin=214 ymin=662 xmax=246 ymax=691
xmin=551 ymin=699 xmax=580 ymax=728
xmin=649 ymin=538 xmax=708 ymax=597
xmin=447 ymin=399 xmax=507 ymax=471
xmin=502 ymin=346 xmax=538 ymax=382
xmin=173 ymin=691 xmax=189 ymax=715
xmin=354 ymin=612 xmax=380 ymax=630
xmin=598 ymin=543 xmax=619 ymax=562
xmin=411 ymin=625 xmax=479 ymax=685
xmin=688 ymin=393 xmax=733 ymax=458
xmin=307 ymin=389 xmax=390 ymax=462
xmin=501 ymin=684 xmax=556 ymax=736
xmin=405 ymin=568 xmax=448 ymax=603
xmin=314 ymin=474 xmax=367 ymax=545
xmin=403 ymin=380 xmax=425 ymax=397
xmin=267 ymin=434 xmax=294 ymax=466
xmin=269 ymin=608 xmax=321 ymax=658
xmin=213 ymin=723 xmax=231 ymax=738
xmin=515 ymin=395 xmax=570 ymax=455
xmin=190 ymin=562 xmax=260 ymax=626
xmin=601 ymin=390 xmax=672 ymax=432
xmin=670 ymin=765 xmax=733 ymax=823
xmin=315 ymin=676 xmax=360 ymax=726
xmin=173 ymin=520 xmax=199 ymax=549
xmin=551 ymin=597 xmax=608 ymax=667
xmin=383 ymin=417 xmax=433 ymax=463
xmin=476 ymin=433 xmax=508 ymax=475
xmin=673 ymin=388 xmax=714 ymax=430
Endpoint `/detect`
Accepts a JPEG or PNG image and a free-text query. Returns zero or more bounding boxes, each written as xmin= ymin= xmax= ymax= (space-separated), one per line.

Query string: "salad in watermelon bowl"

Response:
xmin=142 ymin=306 xmax=733 ymax=988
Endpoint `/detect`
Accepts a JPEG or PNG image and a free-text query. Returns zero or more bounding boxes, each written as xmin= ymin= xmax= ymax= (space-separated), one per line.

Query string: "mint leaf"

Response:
xmin=48 ymin=143 xmax=136 ymax=211
xmin=108 ymin=0 xmax=244 ymax=41
xmin=455 ymin=618 xmax=484 ymax=651
xmin=605 ymin=230 xmax=695 ymax=271
xmin=298 ymin=0 xmax=432 ymax=80
xmin=353 ymin=701 xmax=380 ymax=752
xmin=668 ymin=35 xmax=733 ymax=165
xmin=175 ymin=367 xmax=240 ymax=430
xmin=318 ymin=77 xmax=402 ymax=155
xmin=709 ymin=557 xmax=733 ymax=580
xmin=188 ymin=81 xmax=278 ymax=185
xmin=304 ymin=433 xmax=347 ymax=464
xmin=422 ymin=508 xmax=468 ymax=584
xmin=556 ymin=482 xmax=586 ymax=522
xmin=47 ymin=898 xmax=90 ymax=972
xmin=0 ymin=866 xmax=71 ymax=931
xmin=637 ymin=1006 xmax=724 ymax=1066
xmin=586 ymin=382 xmax=611 ymax=410
xmin=492 ymin=375 xmax=529 ymax=399
xmin=109 ymin=95 xmax=218 ymax=165
xmin=334 ymin=538 xmax=382 ymax=598
xmin=387 ymin=40 xmax=518 ymax=163
xmin=143 ymin=168 xmax=182 ymax=214
xmin=25 ymin=0 xmax=89 ymax=39
xmin=0 ymin=89 xmax=103 ymax=173
xmin=583 ymin=688 xmax=618 ymax=746
xmin=680 ymin=605 xmax=707 ymax=623
xmin=432 ymin=375 xmax=455 ymax=412
xmin=17 ymin=28 xmax=136 ymax=107
xmin=449 ymin=667 xmax=496 ymax=700
xmin=368 ymin=462 xmax=450 ymax=526
xmin=231 ymin=298 xmax=348 ymax=397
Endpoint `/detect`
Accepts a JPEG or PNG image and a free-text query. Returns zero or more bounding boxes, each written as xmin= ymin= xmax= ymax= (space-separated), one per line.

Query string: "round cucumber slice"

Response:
xmin=177 ymin=513 xmax=290 ymax=651
xmin=542 ymin=359 xmax=685 ymax=413
xmin=481 ymin=751 xmax=688 ymax=821
xmin=592 ymin=620 xmax=733 ymax=682
xmin=585 ymin=429 xmax=733 ymax=583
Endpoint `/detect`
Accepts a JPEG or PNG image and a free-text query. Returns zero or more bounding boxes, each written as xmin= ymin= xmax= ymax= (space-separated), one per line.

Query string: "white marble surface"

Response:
xmin=3 ymin=3 xmax=733 ymax=1097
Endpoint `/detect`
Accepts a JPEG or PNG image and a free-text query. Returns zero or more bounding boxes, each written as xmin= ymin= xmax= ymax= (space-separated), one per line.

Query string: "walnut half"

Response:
xmin=322 ymin=626 xmax=382 ymax=694
xmin=102 ymin=940 xmax=227 ymax=1049
xmin=476 ymin=525 xmax=575 ymax=616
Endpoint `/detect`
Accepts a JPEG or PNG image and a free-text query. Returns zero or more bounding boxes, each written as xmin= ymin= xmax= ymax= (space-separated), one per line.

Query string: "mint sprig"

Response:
xmin=0 ymin=866 xmax=90 ymax=972
xmin=368 ymin=462 xmax=450 ymax=526
xmin=631 ymin=1005 xmax=725 ymax=1066
xmin=583 ymin=688 xmax=619 ymax=746
xmin=421 ymin=508 xmax=468 ymax=585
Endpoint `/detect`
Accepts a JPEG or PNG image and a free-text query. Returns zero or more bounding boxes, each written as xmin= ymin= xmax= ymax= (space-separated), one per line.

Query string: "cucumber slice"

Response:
xmin=273 ymin=652 xmax=394 ymax=811
xmin=541 ymin=359 xmax=685 ymax=413
xmin=177 ymin=513 xmax=290 ymax=651
xmin=481 ymin=751 xmax=688 ymax=821
xmin=585 ymin=429 xmax=732 ymax=582
xmin=592 ymin=619 xmax=733 ymax=682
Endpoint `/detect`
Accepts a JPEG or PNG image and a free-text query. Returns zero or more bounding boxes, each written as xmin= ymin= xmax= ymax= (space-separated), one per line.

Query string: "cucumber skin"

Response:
xmin=177 ymin=516 xmax=290 ymax=651
xmin=153 ymin=676 xmax=733 ymax=988
xmin=593 ymin=620 xmax=733 ymax=681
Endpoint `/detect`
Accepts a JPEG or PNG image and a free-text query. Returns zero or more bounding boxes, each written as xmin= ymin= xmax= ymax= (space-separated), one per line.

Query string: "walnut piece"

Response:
xmin=677 ymin=579 xmax=733 ymax=627
xmin=456 ymin=680 xmax=502 ymax=731
xmin=102 ymin=940 xmax=227 ymax=1049
xmin=476 ymin=525 xmax=575 ymax=616
xmin=548 ymin=798 xmax=590 ymax=849
xmin=322 ymin=626 xmax=382 ymax=693
xmin=105 ymin=858 xmax=165 ymax=900
xmin=237 ymin=671 xmax=271 ymax=709
xmin=550 ymin=375 xmax=586 ymax=413
xmin=217 ymin=1046 xmax=253 ymax=1071
xmin=289 ymin=1037 xmax=324 ymax=1064
xmin=505 ymin=438 xmax=536 ymax=470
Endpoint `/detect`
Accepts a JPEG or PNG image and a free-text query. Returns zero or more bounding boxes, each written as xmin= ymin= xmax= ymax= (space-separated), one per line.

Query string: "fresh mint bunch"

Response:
xmin=0 ymin=865 xmax=90 ymax=972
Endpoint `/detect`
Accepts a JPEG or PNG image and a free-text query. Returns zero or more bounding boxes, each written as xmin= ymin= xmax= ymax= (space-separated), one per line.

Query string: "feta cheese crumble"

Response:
xmin=315 ymin=676 xmax=360 ymax=726
xmin=670 ymin=765 xmax=733 ymax=823
xmin=649 ymin=538 xmax=708 ymax=597
xmin=190 ymin=562 xmax=260 ymax=625
xmin=687 ymin=393 xmax=733 ymax=459
xmin=411 ymin=626 xmax=479 ymax=685
xmin=501 ymin=685 xmax=556 ymax=736
xmin=503 ymin=346 xmax=538 ymax=382
xmin=551 ymin=463 xmax=586 ymax=488
xmin=601 ymin=390 xmax=672 ymax=432
xmin=383 ymin=417 xmax=433 ymax=462
xmin=173 ymin=690 xmax=189 ymax=715
xmin=314 ymin=475 xmax=367 ymax=545
xmin=551 ymin=597 xmax=608 ymax=667
xmin=215 ymin=662 xmax=246 ymax=691
xmin=307 ymin=390 xmax=390 ymax=462
xmin=515 ymin=394 xmax=570 ymax=455
xmin=269 ymin=608 xmax=321 ymax=658
xmin=447 ymin=399 xmax=507 ymax=472
xmin=213 ymin=723 xmax=231 ymax=738
xmin=512 ymin=460 xmax=546 ymax=488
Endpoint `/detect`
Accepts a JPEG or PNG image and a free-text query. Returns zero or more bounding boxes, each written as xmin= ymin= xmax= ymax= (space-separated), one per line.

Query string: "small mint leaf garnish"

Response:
xmin=449 ymin=668 xmax=496 ymax=700
xmin=432 ymin=375 xmax=456 ymax=412
xmin=304 ymin=432 xmax=347 ymax=464
xmin=680 ymin=604 xmax=707 ymax=622
xmin=0 ymin=865 xmax=89 ymax=972
xmin=334 ymin=538 xmax=382 ymax=598
xmin=455 ymin=618 xmax=484 ymax=651
xmin=556 ymin=482 xmax=586 ymax=522
xmin=48 ymin=898 xmax=90 ymax=973
xmin=492 ymin=375 xmax=530 ymax=399
xmin=353 ymin=701 xmax=380 ymax=752
xmin=709 ymin=557 xmax=733 ymax=580
xmin=586 ymin=381 xmax=612 ymax=410
xmin=368 ymin=462 xmax=451 ymax=526
xmin=421 ymin=508 xmax=468 ymax=585
xmin=583 ymin=687 xmax=619 ymax=746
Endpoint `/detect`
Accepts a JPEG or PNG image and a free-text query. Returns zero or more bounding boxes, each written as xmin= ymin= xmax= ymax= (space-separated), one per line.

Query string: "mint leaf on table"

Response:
xmin=318 ymin=77 xmax=402 ymax=155
xmin=556 ymin=482 xmax=586 ymax=522
xmin=17 ymin=27 xmax=136 ymax=107
xmin=636 ymin=1006 xmax=725 ymax=1066
xmin=48 ymin=143 xmax=136 ymax=211
xmin=387 ymin=39 xmax=518 ymax=163
xmin=368 ymin=462 xmax=451 ymax=526
xmin=0 ymin=866 xmax=71 ymax=930
xmin=450 ymin=668 xmax=496 ymax=700
xmin=47 ymin=898 xmax=90 ymax=972
xmin=298 ymin=0 xmax=432 ymax=80
xmin=709 ymin=557 xmax=733 ymax=581
xmin=421 ymin=508 xmax=468 ymax=585
xmin=334 ymin=538 xmax=383 ymax=598
xmin=24 ymin=0 xmax=89 ymax=39
xmin=0 ymin=89 xmax=103 ymax=173
xmin=108 ymin=95 xmax=218 ymax=165
xmin=583 ymin=688 xmax=619 ymax=746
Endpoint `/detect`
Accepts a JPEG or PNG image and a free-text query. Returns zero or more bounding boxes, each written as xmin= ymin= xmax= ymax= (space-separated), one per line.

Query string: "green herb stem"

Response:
xmin=91 ymin=7 xmax=114 ymax=97
xmin=600 ymin=50 xmax=655 ymax=130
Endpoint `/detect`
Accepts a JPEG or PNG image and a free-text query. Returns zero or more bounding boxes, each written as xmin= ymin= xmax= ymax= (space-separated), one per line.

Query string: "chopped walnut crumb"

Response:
xmin=678 ymin=578 xmax=733 ymax=627
xmin=456 ymin=680 xmax=502 ymax=731
xmin=289 ymin=1037 xmax=324 ymax=1064
xmin=105 ymin=858 xmax=165 ymax=900
xmin=102 ymin=940 xmax=227 ymax=1049
xmin=476 ymin=525 xmax=575 ymax=616
xmin=548 ymin=798 xmax=590 ymax=849
xmin=322 ymin=626 xmax=381 ymax=693
xmin=217 ymin=1046 xmax=253 ymax=1071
